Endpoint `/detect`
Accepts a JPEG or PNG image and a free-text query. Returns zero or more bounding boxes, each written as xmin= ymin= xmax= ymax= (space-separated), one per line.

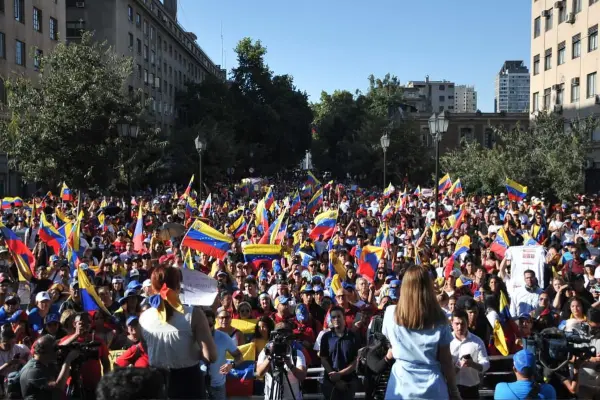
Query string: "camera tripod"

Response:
xmin=268 ymin=357 xmax=297 ymax=400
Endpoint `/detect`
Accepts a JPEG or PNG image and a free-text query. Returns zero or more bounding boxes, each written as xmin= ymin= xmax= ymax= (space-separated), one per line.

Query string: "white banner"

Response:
xmin=421 ymin=188 xmax=433 ymax=198
xmin=505 ymin=245 xmax=546 ymax=292
xmin=180 ymin=268 xmax=218 ymax=306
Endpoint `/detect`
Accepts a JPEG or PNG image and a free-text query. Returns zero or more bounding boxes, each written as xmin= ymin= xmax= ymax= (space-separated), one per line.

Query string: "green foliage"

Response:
xmin=441 ymin=113 xmax=597 ymax=200
xmin=0 ymin=32 xmax=167 ymax=192
xmin=173 ymin=37 xmax=313 ymax=183
xmin=311 ymin=74 xmax=433 ymax=184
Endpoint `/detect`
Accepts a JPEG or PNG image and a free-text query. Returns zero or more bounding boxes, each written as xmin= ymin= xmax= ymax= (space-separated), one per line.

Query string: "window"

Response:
xmin=149 ymin=73 xmax=154 ymax=87
xmin=66 ymin=21 xmax=84 ymax=37
xmin=572 ymin=79 xmax=580 ymax=102
xmin=137 ymin=64 xmax=142 ymax=79
xmin=556 ymin=83 xmax=564 ymax=105
xmin=150 ymin=50 xmax=155 ymax=64
xmin=544 ymin=49 xmax=552 ymax=70
xmin=592 ymin=0 xmax=599 ymax=5
xmin=558 ymin=42 xmax=566 ymax=65
xmin=144 ymin=69 xmax=148 ymax=84
xmin=0 ymin=32 xmax=5 ymax=59
xmin=137 ymin=39 xmax=141 ymax=54
xmin=150 ymin=26 xmax=154 ymax=40
xmin=143 ymin=45 xmax=148 ymax=60
xmin=589 ymin=25 xmax=598 ymax=52
xmin=558 ymin=6 xmax=567 ymax=23
xmin=143 ymin=20 xmax=148 ymax=35
xmin=587 ymin=72 xmax=597 ymax=98
xmin=534 ymin=17 xmax=541 ymax=38
xmin=545 ymin=9 xmax=553 ymax=31
xmin=0 ymin=78 xmax=5 ymax=104
xmin=155 ymin=76 xmax=160 ymax=90
xmin=0 ymin=0 xmax=4 ymax=13
xmin=49 ymin=18 xmax=57 ymax=40
xmin=533 ymin=54 xmax=540 ymax=75
xmin=573 ymin=34 xmax=581 ymax=58
xmin=14 ymin=0 xmax=23 ymax=22
xmin=128 ymin=6 xmax=133 ymax=22
xmin=439 ymin=95 xmax=445 ymax=101
xmin=15 ymin=40 xmax=25 ymax=66
xmin=573 ymin=0 xmax=582 ymax=13
xmin=543 ymin=88 xmax=551 ymax=109
xmin=33 ymin=7 xmax=41 ymax=32
xmin=33 ymin=49 xmax=42 ymax=70
xmin=532 ymin=92 xmax=539 ymax=111
xmin=128 ymin=33 xmax=133 ymax=48
xmin=135 ymin=13 xmax=141 ymax=27
xmin=439 ymin=85 xmax=445 ymax=90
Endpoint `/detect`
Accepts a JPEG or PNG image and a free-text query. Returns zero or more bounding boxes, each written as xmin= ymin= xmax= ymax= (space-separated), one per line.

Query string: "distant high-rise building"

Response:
xmin=454 ymin=85 xmax=478 ymax=113
xmin=494 ymin=61 xmax=530 ymax=112
xmin=404 ymin=77 xmax=456 ymax=113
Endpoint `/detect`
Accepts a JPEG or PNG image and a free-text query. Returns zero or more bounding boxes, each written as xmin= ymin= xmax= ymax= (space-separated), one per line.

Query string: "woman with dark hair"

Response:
xmin=253 ymin=315 xmax=275 ymax=358
xmin=139 ymin=265 xmax=216 ymax=399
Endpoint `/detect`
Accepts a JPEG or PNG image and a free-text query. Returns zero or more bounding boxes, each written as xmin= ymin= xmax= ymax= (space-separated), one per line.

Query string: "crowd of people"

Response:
xmin=1 ymin=176 xmax=600 ymax=399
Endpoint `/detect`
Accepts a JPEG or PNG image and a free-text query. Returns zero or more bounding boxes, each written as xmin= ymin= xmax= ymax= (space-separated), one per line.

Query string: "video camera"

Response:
xmin=57 ymin=341 xmax=102 ymax=365
xmin=266 ymin=328 xmax=295 ymax=364
xmin=523 ymin=327 xmax=596 ymax=373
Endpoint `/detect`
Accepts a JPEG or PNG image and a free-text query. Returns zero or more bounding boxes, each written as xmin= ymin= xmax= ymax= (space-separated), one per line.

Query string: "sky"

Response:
xmin=177 ymin=0 xmax=531 ymax=112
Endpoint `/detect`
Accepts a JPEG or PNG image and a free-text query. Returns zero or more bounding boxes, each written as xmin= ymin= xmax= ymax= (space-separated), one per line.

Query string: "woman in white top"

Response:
xmin=139 ymin=266 xmax=217 ymax=399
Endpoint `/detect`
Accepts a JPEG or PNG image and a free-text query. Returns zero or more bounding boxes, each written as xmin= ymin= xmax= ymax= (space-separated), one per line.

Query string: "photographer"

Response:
xmin=577 ymin=307 xmax=600 ymax=398
xmin=256 ymin=322 xmax=307 ymax=400
xmin=19 ymin=334 xmax=79 ymax=399
xmin=494 ymin=350 xmax=556 ymax=400
xmin=58 ymin=312 xmax=110 ymax=400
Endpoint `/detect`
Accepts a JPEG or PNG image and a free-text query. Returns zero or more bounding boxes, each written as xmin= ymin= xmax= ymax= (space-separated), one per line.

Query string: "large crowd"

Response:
xmin=0 ymin=176 xmax=600 ymax=399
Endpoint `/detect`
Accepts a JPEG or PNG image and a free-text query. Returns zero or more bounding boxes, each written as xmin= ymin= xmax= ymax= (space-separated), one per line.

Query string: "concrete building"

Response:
xmin=415 ymin=112 xmax=529 ymax=155
xmin=530 ymin=0 xmax=600 ymax=191
xmin=0 ymin=0 xmax=67 ymax=196
xmin=65 ymin=0 xmax=225 ymax=133
xmin=494 ymin=61 xmax=530 ymax=113
xmin=454 ymin=85 xmax=478 ymax=113
xmin=405 ymin=77 xmax=456 ymax=113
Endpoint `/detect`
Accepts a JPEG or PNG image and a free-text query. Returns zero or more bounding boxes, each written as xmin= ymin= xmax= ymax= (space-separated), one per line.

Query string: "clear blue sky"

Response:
xmin=177 ymin=0 xmax=531 ymax=112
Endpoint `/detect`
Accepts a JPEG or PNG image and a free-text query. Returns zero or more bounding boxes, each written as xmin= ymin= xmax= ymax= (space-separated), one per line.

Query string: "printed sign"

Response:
xmin=180 ymin=268 xmax=218 ymax=306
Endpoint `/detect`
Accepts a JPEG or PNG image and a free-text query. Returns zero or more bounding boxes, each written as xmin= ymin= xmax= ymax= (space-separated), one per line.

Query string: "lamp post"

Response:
xmin=428 ymin=111 xmax=450 ymax=210
xmin=118 ymin=123 xmax=139 ymax=199
xmin=194 ymin=136 xmax=205 ymax=201
xmin=380 ymin=133 xmax=390 ymax=189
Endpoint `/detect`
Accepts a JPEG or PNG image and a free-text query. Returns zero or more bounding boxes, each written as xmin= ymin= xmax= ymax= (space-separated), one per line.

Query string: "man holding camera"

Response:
xmin=58 ymin=312 xmax=110 ymax=400
xmin=256 ymin=322 xmax=307 ymax=400
xmin=577 ymin=307 xmax=600 ymax=398
xmin=19 ymin=334 xmax=80 ymax=400
xmin=494 ymin=350 xmax=556 ymax=400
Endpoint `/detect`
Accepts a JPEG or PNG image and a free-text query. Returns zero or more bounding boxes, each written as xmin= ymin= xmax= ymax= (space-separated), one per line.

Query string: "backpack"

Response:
xmin=5 ymin=359 xmax=33 ymax=400
xmin=357 ymin=333 xmax=392 ymax=400
xmin=367 ymin=314 xmax=384 ymax=344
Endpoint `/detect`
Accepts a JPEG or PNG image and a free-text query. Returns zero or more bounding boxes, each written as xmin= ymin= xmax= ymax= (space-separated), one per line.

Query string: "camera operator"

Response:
xmin=256 ymin=321 xmax=307 ymax=400
xmin=576 ymin=307 xmax=600 ymax=398
xmin=19 ymin=334 xmax=80 ymax=399
xmin=58 ymin=312 xmax=110 ymax=400
xmin=494 ymin=350 xmax=556 ymax=400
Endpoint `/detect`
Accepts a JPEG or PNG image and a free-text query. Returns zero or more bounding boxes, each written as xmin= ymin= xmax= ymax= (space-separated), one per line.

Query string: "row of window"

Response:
xmin=533 ymin=0 xmax=598 ymax=38
xmin=532 ymin=72 xmax=597 ymax=111
xmin=0 ymin=33 xmax=43 ymax=69
xmin=9 ymin=0 xmax=59 ymax=40
xmin=533 ymin=28 xmax=598 ymax=74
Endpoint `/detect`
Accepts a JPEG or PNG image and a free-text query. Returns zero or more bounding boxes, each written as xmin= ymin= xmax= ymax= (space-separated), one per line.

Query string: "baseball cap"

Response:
xmin=45 ymin=313 xmax=60 ymax=324
xmin=127 ymin=280 xmax=142 ymax=291
xmin=126 ymin=316 xmax=139 ymax=326
xmin=389 ymin=279 xmax=401 ymax=289
xmin=217 ymin=271 xmax=228 ymax=277
xmin=233 ymin=290 xmax=244 ymax=299
xmin=129 ymin=269 xmax=140 ymax=277
xmin=142 ymin=279 xmax=152 ymax=288
xmin=276 ymin=295 xmax=290 ymax=306
xmin=513 ymin=350 xmax=536 ymax=374
xmin=313 ymin=285 xmax=324 ymax=293
xmin=112 ymin=276 xmax=124 ymax=284
xmin=4 ymin=294 xmax=18 ymax=305
xmin=49 ymin=255 xmax=60 ymax=263
xmin=302 ymin=284 xmax=314 ymax=294
xmin=35 ymin=291 xmax=51 ymax=303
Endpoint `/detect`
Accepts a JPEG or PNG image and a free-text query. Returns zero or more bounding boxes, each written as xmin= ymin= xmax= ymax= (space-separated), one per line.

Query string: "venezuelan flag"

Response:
xmin=182 ymin=219 xmax=232 ymax=260
xmin=383 ymin=183 xmax=395 ymax=198
xmin=0 ymin=221 xmax=36 ymax=281
xmin=183 ymin=249 xmax=195 ymax=270
xmin=491 ymin=227 xmax=510 ymax=259
xmin=327 ymin=239 xmax=346 ymax=279
xmin=447 ymin=179 xmax=463 ymax=197
xmin=493 ymin=291 xmax=512 ymax=356
xmin=309 ymin=209 xmax=338 ymax=241
xmin=414 ymin=185 xmax=421 ymax=197
xmin=447 ymin=208 xmax=467 ymax=235
xmin=180 ymin=175 xmax=195 ymax=200
xmin=306 ymin=187 xmax=323 ymax=215
xmin=242 ymin=244 xmax=282 ymax=269
xmin=290 ymin=191 xmax=301 ymax=215
xmin=229 ymin=214 xmax=248 ymax=239
xmin=228 ymin=206 xmax=244 ymax=218
xmin=226 ymin=342 xmax=256 ymax=396
xmin=254 ymin=199 xmax=269 ymax=234
xmin=201 ymin=193 xmax=212 ymax=218
xmin=438 ymin=174 xmax=452 ymax=193
xmin=132 ymin=204 xmax=144 ymax=252
xmin=505 ymin=178 xmax=527 ymax=201
xmin=55 ymin=208 xmax=71 ymax=227
xmin=60 ymin=183 xmax=74 ymax=202
xmin=358 ymin=245 xmax=384 ymax=282
xmin=381 ymin=204 xmax=393 ymax=219
xmin=77 ymin=261 xmax=110 ymax=315
xmin=300 ymin=184 xmax=312 ymax=198
xmin=453 ymin=235 xmax=471 ymax=258
xmin=269 ymin=209 xmax=287 ymax=245
xmin=306 ymin=171 xmax=321 ymax=188
xmin=2 ymin=197 xmax=24 ymax=209
xmin=264 ymin=187 xmax=275 ymax=212
xmin=39 ymin=212 xmax=66 ymax=254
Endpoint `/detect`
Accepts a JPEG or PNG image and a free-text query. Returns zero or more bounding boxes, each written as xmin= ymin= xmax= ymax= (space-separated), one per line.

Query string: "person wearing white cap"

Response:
xmin=141 ymin=279 xmax=153 ymax=298
xmin=27 ymin=291 xmax=55 ymax=332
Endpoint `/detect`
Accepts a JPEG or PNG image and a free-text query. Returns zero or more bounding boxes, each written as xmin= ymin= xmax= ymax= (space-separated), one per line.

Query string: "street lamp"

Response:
xmin=118 ymin=123 xmax=139 ymax=199
xmin=194 ymin=136 xmax=205 ymax=201
xmin=380 ymin=133 xmax=390 ymax=189
xmin=428 ymin=111 xmax=450 ymax=209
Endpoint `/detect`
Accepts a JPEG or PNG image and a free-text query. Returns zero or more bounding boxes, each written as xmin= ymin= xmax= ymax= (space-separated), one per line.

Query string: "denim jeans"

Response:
xmin=207 ymin=384 xmax=227 ymax=400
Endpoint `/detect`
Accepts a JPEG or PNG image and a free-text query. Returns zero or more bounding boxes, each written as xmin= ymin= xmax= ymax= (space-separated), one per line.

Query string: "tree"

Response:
xmin=440 ymin=113 xmax=598 ymax=200
xmin=0 ymin=32 xmax=166 ymax=192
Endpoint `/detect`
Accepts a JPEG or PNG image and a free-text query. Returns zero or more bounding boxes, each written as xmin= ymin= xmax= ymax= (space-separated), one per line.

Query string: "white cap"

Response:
xmin=36 ymin=291 xmax=51 ymax=303
xmin=142 ymin=279 xmax=152 ymax=288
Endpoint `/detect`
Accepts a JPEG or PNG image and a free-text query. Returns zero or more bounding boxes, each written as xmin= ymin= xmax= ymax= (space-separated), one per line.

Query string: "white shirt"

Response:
xmin=205 ymin=330 xmax=238 ymax=387
xmin=509 ymin=286 xmax=542 ymax=318
xmin=450 ymin=332 xmax=490 ymax=387
xmin=258 ymin=348 xmax=305 ymax=400
xmin=0 ymin=344 xmax=30 ymax=377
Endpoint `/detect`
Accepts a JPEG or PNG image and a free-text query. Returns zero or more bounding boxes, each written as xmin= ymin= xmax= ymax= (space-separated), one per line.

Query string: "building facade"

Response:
xmin=530 ymin=0 xmax=600 ymax=191
xmin=65 ymin=0 xmax=225 ymax=133
xmin=404 ymin=77 xmax=456 ymax=113
xmin=454 ymin=85 xmax=478 ymax=113
xmin=494 ymin=61 xmax=530 ymax=113
xmin=0 ymin=0 xmax=67 ymax=196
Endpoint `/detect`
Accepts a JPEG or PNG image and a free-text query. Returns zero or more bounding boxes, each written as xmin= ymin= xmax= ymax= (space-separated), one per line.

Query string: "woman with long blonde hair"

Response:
xmin=382 ymin=265 xmax=461 ymax=399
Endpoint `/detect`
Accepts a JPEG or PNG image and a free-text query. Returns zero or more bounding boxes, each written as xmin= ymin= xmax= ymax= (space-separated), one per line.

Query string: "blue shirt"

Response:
xmin=27 ymin=304 xmax=60 ymax=332
xmin=319 ymin=329 xmax=359 ymax=382
xmin=0 ymin=307 xmax=10 ymax=325
xmin=494 ymin=381 xmax=556 ymax=400
xmin=205 ymin=330 xmax=238 ymax=387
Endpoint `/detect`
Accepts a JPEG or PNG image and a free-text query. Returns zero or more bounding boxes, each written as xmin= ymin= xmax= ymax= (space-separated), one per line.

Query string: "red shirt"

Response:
xmin=112 ymin=240 xmax=127 ymax=254
xmin=59 ymin=335 xmax=109 ymax=390
xmin=115 ymin=342 xmax=149 ymax=368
